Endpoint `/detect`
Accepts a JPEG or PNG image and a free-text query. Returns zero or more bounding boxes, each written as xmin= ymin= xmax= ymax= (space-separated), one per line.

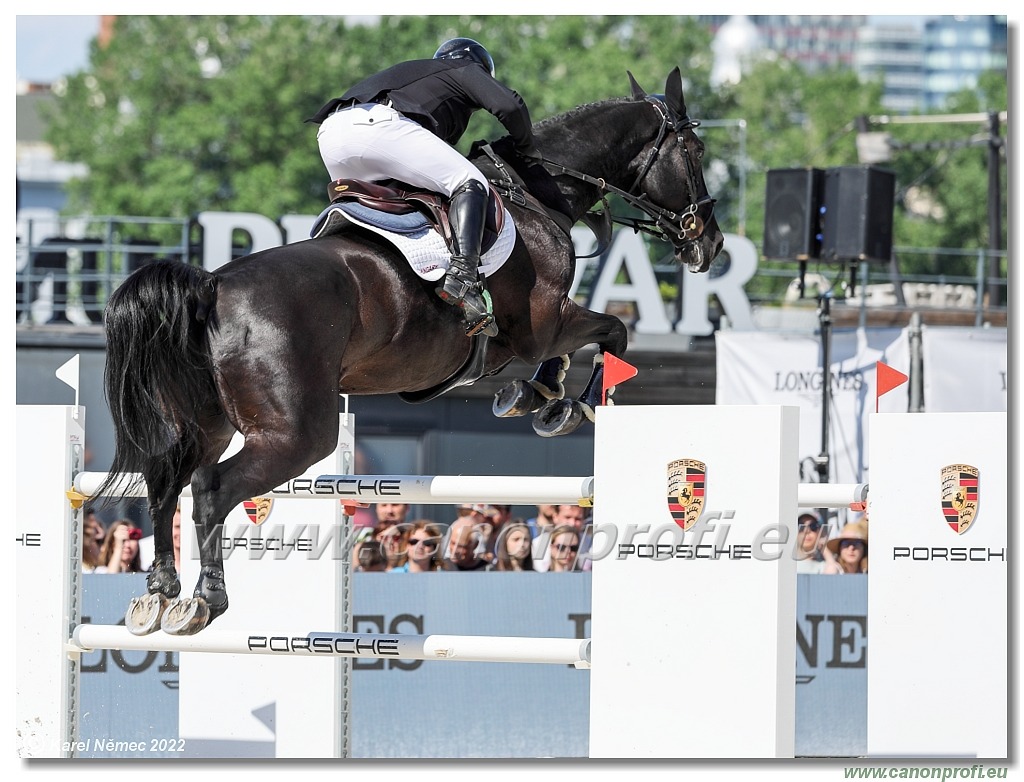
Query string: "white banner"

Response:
xmin=921 ymin=327 xmax=1007 ymax=412
xmin=714 ymin=328 xmax=908 ymax=486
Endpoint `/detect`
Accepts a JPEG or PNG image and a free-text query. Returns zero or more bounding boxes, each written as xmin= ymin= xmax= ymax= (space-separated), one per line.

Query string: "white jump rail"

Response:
xmin=71 ymin=471 xmax=867 ymax=509
xmin=70 ymin=625 xmax=592 ymax=668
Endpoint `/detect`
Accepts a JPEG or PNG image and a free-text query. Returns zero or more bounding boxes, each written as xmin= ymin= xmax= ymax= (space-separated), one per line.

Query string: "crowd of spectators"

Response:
xmin=82 ymin=500 xmax=867 ymax=576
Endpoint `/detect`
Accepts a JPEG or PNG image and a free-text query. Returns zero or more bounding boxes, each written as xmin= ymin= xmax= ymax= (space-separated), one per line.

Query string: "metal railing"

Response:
xmin=16 ymin=215 xmax=190 ymax=325
xmin=15 ymin=214 xmax=1008 ymax=329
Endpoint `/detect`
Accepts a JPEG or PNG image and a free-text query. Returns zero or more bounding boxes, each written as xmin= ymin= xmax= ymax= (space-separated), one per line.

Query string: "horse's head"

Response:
xmin=626 ymin=68 xmax=724 ymax=273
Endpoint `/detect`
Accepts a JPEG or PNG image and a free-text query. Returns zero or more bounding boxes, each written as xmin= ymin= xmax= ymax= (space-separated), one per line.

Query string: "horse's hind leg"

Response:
xmin=124 ymin=485 xmax=181 ymax=636
xmin=160 ymin=398 xmax=340 ymax=635
xmin=126 ymin=424 xmax=233 ymax=636
xmin=493 ymin=354 xmax=570 ymax=418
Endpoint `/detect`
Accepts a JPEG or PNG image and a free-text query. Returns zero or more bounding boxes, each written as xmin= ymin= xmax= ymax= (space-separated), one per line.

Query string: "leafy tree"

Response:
xmin=46 ymin=15 xmax=714 ymax=223
xmin=43 ymin=15 xmax=1006 ymax=302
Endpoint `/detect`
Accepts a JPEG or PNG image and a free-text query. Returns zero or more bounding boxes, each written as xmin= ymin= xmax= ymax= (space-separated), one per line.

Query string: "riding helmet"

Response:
xmin=433 ymin=37 xmax=495 ymax=78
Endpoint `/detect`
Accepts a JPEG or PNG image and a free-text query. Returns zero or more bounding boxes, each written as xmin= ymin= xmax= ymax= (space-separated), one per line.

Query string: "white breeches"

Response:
xmin=316 ymin=102 xmax=488 ymax=197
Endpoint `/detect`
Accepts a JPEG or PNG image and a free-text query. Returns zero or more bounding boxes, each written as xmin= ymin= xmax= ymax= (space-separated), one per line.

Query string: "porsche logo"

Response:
xmin=667 ymin=458 xmax=706 ymax=531
xmin=940 ymin=464 xmax=979 ymax=535
xmin=243 ymin=497 xmax=274 ymax=526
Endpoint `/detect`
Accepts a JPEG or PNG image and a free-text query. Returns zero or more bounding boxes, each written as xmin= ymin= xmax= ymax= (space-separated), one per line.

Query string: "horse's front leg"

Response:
xmin=530 ymin=308 xmax=628 ymax=437
xmin=492 ymin=354 xmax=571 ymax=418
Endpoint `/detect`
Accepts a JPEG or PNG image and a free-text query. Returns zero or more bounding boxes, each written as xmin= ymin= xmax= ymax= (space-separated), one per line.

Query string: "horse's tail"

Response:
xmin=93 ymin=259 xmax=221 ymax=503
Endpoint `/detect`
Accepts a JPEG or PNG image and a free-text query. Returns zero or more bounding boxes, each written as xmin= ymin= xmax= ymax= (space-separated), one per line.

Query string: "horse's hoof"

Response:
xmin=160 ymin=597 xmax=211 ymax=636
xmin=533 ymin=399 xmax=584 ymax=437
xmin=125 ymin=593 xmax=169 ymax=636
xmin=493 ymin=380 xmax=541 ymax=418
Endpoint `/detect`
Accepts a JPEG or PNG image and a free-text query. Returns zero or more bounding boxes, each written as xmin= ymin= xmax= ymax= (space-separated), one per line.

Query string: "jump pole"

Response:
xmin=70 ymin=624 xmax=591 ymax=666
xmin=71 ymin=471 xmax=864 ymax=510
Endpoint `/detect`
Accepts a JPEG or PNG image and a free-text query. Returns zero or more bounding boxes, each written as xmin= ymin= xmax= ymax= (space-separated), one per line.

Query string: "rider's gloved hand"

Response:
xmin=517 ymin=142 xmax=543 ymax=162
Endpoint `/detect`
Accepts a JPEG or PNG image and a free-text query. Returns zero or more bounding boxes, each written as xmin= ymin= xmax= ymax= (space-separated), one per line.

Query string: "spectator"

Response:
xmin=94 ymin=519 xmax=145 ymax=573
xmin=493 ymin=522 xmax=535 ymax=572
xmin=823 ymin=520 xmax=868 ymax=574
xmin=390 ymin=521 xmax=445 ymax=572
xmin=545 ymin=524 xmax=582 ymax=572
xmin=352 ymin=502 xmax=410 ymax=571
xmin=374 ymin=502 xmax=410 ymax=532
xmin=534 ymin=504 xmax=592 ymax=570
xmin=481 ymin=504 xmax=513 ymax=562
xmin=355 ymin=540 xmax=389 ymax=572
xmin=81 ymin=507 xmax=106 ymax=573
xmin=794 ymin=512 xmax=828 ymax=574
xmin=525 ymin=504 xmax=557 ymax=540
xmin=171 ymin=505 xmax=183 ymax=573
xmin=375 ymin=523 xmax=409 ymax=570
xmin=444 ymin=516 xmax=493 ymax=572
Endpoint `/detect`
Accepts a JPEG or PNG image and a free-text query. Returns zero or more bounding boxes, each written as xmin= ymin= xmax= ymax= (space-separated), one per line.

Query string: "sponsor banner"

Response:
xmin=714 ymin=328 xmax=907 ymax=485
xmin=351 ymin=573 xmax=592 ymax=759
xmin=921 ymin=327 xmax=1007 ymax=412
xmin=78 ymin=573 xmax=869 ymax=758
xmin=79 ymin=575 xmax=180 ymax=758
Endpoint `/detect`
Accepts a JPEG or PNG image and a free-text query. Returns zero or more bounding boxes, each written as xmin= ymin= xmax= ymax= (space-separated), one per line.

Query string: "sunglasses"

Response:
xmin=799 ymin=523 xmax=821 ymax=532
xmin=553 ymin=543 xmax=579 ymax=553
xmin=839 ymin=540 xmax=865 ymax=549
xmin=408 ymin=537 xmax=438 ymax=549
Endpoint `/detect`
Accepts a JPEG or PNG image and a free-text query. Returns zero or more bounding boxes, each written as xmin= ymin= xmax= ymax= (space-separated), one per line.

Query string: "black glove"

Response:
xmin=517 ymin=142 xmax=543 ymax=162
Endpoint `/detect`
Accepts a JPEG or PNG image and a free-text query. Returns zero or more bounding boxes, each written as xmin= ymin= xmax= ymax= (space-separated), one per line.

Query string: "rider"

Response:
xmin=308 ymin=38 xmax=542 ymax=337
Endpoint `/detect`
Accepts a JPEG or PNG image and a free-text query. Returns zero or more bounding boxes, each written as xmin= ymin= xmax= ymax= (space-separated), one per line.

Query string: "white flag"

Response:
xmin=55 ymin=354 xmax=80 ymax=393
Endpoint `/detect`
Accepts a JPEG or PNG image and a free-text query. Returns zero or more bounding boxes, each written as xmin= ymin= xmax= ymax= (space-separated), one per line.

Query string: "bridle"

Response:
xmin=538 ymin=95 xmax=717 ymax=250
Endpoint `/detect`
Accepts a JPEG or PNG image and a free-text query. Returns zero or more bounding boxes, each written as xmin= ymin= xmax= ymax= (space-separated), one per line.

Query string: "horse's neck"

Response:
xmin=538 ymin=101 xmax=650 ymax=219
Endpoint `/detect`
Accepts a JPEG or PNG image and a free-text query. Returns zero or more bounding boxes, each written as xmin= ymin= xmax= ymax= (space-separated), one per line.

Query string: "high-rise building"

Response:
xmin=921 ymin=15 xmax=1007 ymax=109
xmin=702 ymin=15 xmax=1007 ymax=113
xmin=855 ymin=23 xmax=925 ymax=113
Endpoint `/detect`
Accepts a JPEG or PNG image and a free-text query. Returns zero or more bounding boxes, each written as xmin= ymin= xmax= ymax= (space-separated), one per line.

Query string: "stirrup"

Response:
xmin=465 ymin=306 xmax=497 ymax=337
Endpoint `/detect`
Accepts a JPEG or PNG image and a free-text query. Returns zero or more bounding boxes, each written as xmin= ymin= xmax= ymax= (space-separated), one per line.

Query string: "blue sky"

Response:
xmin=16 ymin=15 xmax=100 ymax=83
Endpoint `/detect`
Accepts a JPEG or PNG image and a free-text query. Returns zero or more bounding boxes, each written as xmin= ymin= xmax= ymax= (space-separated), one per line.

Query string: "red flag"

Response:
xmin=876 ymin=361 xmax=909 ymax=412
xmin=602 ymin=354 xmax=639 ymax=404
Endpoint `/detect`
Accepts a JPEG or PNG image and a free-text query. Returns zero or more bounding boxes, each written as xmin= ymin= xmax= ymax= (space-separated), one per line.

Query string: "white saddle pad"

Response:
xmin=324 ymin=205 xmax=518 ymax=282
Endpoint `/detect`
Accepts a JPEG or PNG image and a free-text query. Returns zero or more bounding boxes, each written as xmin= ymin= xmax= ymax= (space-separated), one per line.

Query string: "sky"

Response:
xmin=16 ymin=14 xmax=100 ymax=84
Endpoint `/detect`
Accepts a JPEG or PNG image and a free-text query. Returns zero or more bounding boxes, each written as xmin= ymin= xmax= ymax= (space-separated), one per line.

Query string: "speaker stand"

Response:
xmin=815 ymin=292 xmax=833 ymax=506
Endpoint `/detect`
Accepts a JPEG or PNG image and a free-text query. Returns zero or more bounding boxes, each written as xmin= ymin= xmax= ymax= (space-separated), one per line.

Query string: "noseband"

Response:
xmin=539 ymin=96 xmax=716 ymax=250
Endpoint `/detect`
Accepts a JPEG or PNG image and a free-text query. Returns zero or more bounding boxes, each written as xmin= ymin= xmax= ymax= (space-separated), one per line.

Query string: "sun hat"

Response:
xmin=826 ymin=520 xmax=868 ymax=555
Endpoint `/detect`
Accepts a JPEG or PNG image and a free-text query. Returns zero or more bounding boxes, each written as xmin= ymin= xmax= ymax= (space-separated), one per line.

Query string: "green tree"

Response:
xmin=46 ymin=15 xmax=714 ymax=223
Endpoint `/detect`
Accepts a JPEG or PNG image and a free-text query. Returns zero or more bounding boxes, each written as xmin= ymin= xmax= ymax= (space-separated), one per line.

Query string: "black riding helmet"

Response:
xmin=433 ymin=37 xmax=495 ymax=78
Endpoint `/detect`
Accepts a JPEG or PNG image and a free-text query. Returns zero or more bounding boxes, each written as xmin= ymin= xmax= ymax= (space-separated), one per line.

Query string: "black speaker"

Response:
xmin=820 ymin=166 xmax=896 ymax=263
xmin=763 ymin=168 xmax=824 ymax=260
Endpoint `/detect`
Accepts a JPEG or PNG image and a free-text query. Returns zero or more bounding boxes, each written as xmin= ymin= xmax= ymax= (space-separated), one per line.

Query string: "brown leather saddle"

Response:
xmin=326 ymin=178 xmax=505 ymax=254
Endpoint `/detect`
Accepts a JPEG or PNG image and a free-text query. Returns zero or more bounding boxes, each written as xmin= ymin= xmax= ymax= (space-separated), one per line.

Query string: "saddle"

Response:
xmin=325 ymin=178 xmax=505 ymax=255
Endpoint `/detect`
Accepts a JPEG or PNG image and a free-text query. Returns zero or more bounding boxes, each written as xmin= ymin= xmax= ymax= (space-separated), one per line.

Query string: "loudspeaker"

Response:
xmin=763 ymin=168 xmax=824 ymax=260
xmin=820 ymin=166 xmax=895 ymax=263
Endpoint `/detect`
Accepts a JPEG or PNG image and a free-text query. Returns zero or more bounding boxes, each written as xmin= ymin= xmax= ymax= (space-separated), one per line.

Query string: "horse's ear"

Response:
xmin=665 ymin=67 xmax=686 ymax=117
xmin=627 ymin=71 xmax=647 ymax=100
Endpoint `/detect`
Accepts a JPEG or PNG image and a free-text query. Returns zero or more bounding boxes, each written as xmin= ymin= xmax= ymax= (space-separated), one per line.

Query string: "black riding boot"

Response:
xmin=436 ymin=180 xmax=497 ymax=337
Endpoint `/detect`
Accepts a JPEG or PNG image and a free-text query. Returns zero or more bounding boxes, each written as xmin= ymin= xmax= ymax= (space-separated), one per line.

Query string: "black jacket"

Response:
xmin=308 ymin=59 xmax=536 ymax=153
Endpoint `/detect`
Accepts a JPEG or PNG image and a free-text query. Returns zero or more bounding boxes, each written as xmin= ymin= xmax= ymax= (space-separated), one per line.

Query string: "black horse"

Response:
xmin=96 ymin=68 xmax=723 ymax=635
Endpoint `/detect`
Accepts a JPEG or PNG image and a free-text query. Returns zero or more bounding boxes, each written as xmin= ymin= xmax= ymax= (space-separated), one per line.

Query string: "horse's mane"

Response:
xmin=533 ymin=96 xmax=634 ymax=133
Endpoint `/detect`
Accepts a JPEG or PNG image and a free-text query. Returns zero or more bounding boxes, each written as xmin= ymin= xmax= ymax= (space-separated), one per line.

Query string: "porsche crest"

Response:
xmin=243 ymin=497 xmax=274 ymax=526
xmin=940 ymin=464 xmax=979 ymax=535
xmin=667 ymin=458 xmax=706 ymax=531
